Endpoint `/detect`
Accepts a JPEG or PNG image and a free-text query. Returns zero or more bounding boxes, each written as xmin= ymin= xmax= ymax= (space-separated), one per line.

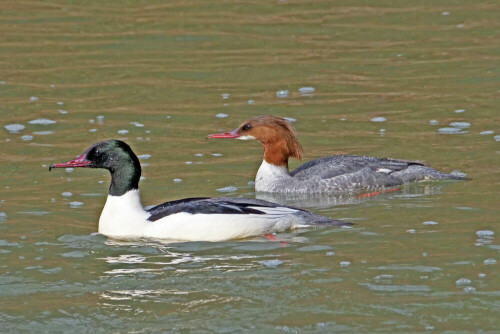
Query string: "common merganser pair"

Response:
xmin=51 ymin=116 xmax=465 ymax=241
xmin=208 ymin=116 xmax=466 ymax=194
xmin=50 ymin=140 xmax=347 ymax=242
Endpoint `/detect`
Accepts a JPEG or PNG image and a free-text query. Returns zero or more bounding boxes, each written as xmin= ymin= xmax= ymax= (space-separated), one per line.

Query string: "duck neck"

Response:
xmin=262 ymin=139 xmax=290 ymax=170
xmin=108 ymin=158 xmax=141 ymax=196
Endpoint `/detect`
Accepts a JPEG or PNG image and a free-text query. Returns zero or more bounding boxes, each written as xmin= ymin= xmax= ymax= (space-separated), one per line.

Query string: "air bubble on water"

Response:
xmin=259 ymin=259 xmax=283 ymax=268
xmin=340 ymin=261 xmax=351 ymax=267
xmin=21 ymin=135 xmax=34 ymax=141
xmin=212 ymin=153 xmax=223 ymax=157
xmin=457 ymin=24 xmax=464 ymax=29
xmin=449 ymin=122 xmax=471 ymax=129
xmin=456 ymin=278 xmax=471 ymax=286
xmin=57 ymin=101 xmax=64 ymax=105
xmin=407 ymin=229 xmax=416 ymax=233
xmin=30 ymin=96 xmax=39 ymax=101
xmin=138 ymin=154 xmax=151 ymax=160
xmin=454 ymin=109 xmax=465 ymax=113
xmin=173 ymin=178 xmax=182 ymax=183
xmin=478 ymin=273 xmax=486 ymax=278
xmin=117 ymin=129 xmax=129 ymax=135
xmin=326 ymin=251 xmax=335 ymax=256
xmin=423 ymin=221 xmax=438 ymax=225
xmin=248 ymin=100 xmax=255 ymax=104
xmin=438 ymin=127 xmax=466 ymax=134
xmin=4 ymin=124 xmax=25 ymax=133
xmin=441 ymin=11 xmax=450 ymax=15
xmin=58 ymin=109 xmax=68 ymax=114
xmin=494 ymin=135 xmax=500 ymax=142
xmin=61 ymin=192 xmax=73 ymax=197
xmin=33 ymin=131 xmax=54 ymax=135
xmin=483 ymin=258 xmax=496 ymax=265
xmin=216 ymin=186 xmax=237 ymax=192
xmin=130 ymin=122 xmax=144 ymax=127
xmin=89 ymin=129 xmax=97 ymax=132
xmin=89 ymin=119 xmax=95 ymax=124
xmin=221 ymin=93 xmax=230 ymax=100
xmin=276 ymin=90 xmax=289 ymax=98
xmin=185 ymin=161 xmax=193 ymax=165
xmin=463 ymin=286 xmax=476 ymax=293
xmin=476 ymin=230 xmax=494 ymax=237
xmin=374 ymin=274 xmax=393 ymax=280
xmin=429 ymin=120 xmax=439 ymax=125
xmin=69 ymin=201 xmax=83 ymax=208
xmin=298 ymin=87 xmax=315 ymax=94
xmin=195 ymin=153 xmax=203 ymax=157
xmin=480 ymin=130 xmax=494 ymax=135
xmin=370 ymin=117 xmax=386 ymax=122
xmin=28 ymin=119 xmax=56 ymax=125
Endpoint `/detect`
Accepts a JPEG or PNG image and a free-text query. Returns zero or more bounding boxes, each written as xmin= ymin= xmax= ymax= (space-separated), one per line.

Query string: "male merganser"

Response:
xmin=207 ymin=116 xmax=466 ymax=194
xmin=49 ymin=140 xmax=347 ymax=241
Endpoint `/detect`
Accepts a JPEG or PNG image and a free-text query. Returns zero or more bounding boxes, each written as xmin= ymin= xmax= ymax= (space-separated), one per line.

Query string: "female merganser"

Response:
xmin=49 ymin=140 xmax=347 ymax=241
xmin=207 ymin=116 xmax=466 ymax=194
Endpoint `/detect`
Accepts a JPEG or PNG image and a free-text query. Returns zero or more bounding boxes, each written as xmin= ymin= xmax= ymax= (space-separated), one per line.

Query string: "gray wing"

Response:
xmin=290 ymin=155 xmax=425 ymax=181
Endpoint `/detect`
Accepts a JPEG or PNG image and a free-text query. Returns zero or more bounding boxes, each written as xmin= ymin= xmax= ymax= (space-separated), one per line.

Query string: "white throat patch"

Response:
xmin=236 ymin=135 xmax=256 ymax=140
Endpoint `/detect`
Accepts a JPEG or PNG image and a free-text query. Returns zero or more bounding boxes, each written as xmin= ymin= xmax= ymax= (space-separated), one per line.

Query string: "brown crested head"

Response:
xmin=236 ymin=116 xmax=304 ymax=163
xmin=207 ymin=115 xmax=304 ymax=167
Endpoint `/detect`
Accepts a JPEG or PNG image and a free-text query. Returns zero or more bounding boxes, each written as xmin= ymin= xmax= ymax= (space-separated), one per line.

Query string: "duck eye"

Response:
xmin=242 ymin=123 xmax=252 ymax=131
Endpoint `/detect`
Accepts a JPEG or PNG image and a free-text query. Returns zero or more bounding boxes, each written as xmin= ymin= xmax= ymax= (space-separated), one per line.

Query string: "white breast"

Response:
xmin=255 ymin=160 xmax=291 ymax=192
xmin=98 ymin=189 xmax=149 ymax=237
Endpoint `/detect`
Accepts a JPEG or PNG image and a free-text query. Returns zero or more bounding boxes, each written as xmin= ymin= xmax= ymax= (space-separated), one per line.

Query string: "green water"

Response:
xmin=1 ymin=0 xmax=499 ymax=332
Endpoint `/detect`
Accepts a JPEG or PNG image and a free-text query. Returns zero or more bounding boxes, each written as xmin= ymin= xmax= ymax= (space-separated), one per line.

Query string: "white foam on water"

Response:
xmin=259 ymin=259 xmax=283 ymax=268
xmin=216 ymin=186 xmax=237 ymax=192
xmin=21 ymin=135 xmax=33 ymax=141
xmin=449 ymin=121 xmax=471 ymax=129
xmin=29 ymin=119 xmax=56 ymax=125
xmin=4 ymin=124 xmax=25 ymax=133
xmin=276 ymin=90 xmax=289 ymax=98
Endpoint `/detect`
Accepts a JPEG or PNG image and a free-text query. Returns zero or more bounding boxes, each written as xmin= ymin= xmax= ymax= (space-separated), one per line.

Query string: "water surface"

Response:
xmin=1 ymin=0 xmax=499 ymax=332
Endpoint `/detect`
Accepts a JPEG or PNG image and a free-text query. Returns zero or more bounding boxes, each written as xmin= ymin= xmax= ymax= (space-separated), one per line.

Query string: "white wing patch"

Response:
xmin=376 ymin=168 xmax=393 ymax=174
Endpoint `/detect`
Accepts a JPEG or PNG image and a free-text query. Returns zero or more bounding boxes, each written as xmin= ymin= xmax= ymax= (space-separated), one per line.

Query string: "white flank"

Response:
xmin=98 ymin=189 xmax=304 ymax=241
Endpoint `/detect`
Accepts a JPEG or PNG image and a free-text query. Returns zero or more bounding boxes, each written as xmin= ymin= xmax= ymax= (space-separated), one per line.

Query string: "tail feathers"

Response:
xmin=394 ymin=165 xmax=468 ymax=182
xmin=294 ymin=211 xmax=353 ymax=227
